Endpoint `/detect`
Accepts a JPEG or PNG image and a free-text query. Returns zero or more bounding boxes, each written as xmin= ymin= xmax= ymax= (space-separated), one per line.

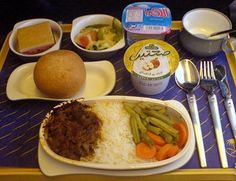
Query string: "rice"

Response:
xmin=88 ymin=101 xmax=143 ymax=164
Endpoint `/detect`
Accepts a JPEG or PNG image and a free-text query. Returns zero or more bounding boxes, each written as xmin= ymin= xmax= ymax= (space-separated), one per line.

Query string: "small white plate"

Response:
xmin=6 ymin=61 xmax=116 ymax=101
xmin=38 ymin=99 xmax=195 ymax=176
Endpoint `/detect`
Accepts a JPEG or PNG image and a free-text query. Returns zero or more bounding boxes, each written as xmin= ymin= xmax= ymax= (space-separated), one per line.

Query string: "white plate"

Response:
xmin=39 ymin=96 xmax=195 ymax=170
xmin=6 ymin=61 xmax=116 ymax=101
xmin=38 ymin=99 xmax=195 ymax=176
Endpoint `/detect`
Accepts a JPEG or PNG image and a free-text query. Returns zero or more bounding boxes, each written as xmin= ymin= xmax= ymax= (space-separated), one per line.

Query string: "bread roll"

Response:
xmin=34 ymin=50 xmax=86 ymax=98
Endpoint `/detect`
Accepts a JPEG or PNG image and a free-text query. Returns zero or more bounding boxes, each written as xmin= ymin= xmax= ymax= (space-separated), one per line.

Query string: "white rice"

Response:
xmin=89 ymin=101 xmax=143 ymax=164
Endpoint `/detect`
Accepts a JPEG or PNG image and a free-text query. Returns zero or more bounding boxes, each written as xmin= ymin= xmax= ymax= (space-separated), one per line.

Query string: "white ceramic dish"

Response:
xmin=180 ymin=8 xmax=232 ymax=56
xmin=39 ymin=96 xmax=195 ymax=170
xmin=38 ymin=99 xmax=195 ymax=176
xmin=9 ymin=18 xmax=63 ymax=62
xmin=183 ymin=8 xmax=231 ymax=39
xmin=70 ymin=14 xmax=125 ymax=60
xmin=6 ymin=61 xmax=115 ymax=101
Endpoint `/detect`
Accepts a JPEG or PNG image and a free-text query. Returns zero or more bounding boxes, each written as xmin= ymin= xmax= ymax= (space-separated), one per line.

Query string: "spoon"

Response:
xmin=215 ymin=65 xmax=236 ymax=141
xmin=175 ymin=59 xmax=207 ymax=168
xmin=195 ymin=29 xmax=236 ymax=39
xmin=209 ymin=28 xmax=236 ymax=37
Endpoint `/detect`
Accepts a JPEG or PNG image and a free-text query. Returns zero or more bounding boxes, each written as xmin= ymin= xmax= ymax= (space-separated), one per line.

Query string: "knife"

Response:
xmin=215 ymin=65 xmax=236 ymax=141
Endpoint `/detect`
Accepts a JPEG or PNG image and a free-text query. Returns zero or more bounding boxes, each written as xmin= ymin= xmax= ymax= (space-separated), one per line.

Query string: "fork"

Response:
xmin=200 ymin=61 xmax=228 ymax=168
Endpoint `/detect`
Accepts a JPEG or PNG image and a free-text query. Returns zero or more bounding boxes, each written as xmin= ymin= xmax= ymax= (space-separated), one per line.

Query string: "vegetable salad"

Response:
xmin=75 ymin=18 xmax=123 ymax=50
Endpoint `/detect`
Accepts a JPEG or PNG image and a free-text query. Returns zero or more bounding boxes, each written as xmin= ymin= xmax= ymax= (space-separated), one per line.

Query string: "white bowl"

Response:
xmin=180 ymin=8 xmax=232 ymax=56
xmin=70 ymin=14 xmax=125 ymax=60
xmin=9 ymin=18 xmax=63 ymax=62
xmin=39 ymin=96 xmax=195 ymax=170
xmin=183 ymin=8 xmax=231 ymax=38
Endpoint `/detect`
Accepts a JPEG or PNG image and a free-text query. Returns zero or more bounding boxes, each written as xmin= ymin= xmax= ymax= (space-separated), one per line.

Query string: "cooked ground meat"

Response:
xmin=44 ymin=101 xmax=102 ymax=160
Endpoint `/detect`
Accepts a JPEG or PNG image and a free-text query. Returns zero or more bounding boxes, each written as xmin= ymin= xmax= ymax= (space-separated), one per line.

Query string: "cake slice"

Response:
xmin=17 ymin=21 xmax=55 ymax=54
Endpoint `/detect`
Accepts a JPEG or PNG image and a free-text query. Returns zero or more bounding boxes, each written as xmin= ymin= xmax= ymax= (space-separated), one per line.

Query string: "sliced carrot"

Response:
xmin=78 ymin=36 xmax=89 ymax=47
xmin=147 ymin=131 xmax=166 ymax=146
xmin=156 ymin=144 xmax=172 ymax=161
xmin=76 ymin=30 xmax=97 ymax=48
xmin=136 ymin=142 xmax=157 ymax=159
xmin=167 ymin=144 xmax=179 ymax=158
xmin=173 ymin=122 xmax=188 ymax=148
xmin=89 ymin=30 xmax=97 ymax=41
xmin=155 ymin=144 xmax=162 ymax=152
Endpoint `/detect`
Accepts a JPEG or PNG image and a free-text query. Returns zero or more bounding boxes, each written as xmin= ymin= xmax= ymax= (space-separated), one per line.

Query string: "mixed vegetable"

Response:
xmin=75 ymin=18 xmax=123 ymax=50
xmin=123 ymin=102 xmax=188 ymax=161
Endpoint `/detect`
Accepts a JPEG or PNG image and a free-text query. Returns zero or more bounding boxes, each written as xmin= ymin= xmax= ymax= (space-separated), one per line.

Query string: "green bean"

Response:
xmin=142 ymin=117 xmax=150 ymax=126
xmin=123 ymin=102 xmax=135 ymax=108
xmin=141 ymin=132 xmax=154 ymax=146
xmin=160 ymin=131 xmax=174 ymax=143
xmin=124 ymin=104 xmax=146 ymax=133
xmin=130 ymin=116 xmax=140 ymax=144
xmin=134 ymin=106 xmax=147 ymax=119
xmin=137 ymin=102 xmax=153 ymax=110
xmin=123 ymin=104 xmax=136 ymax=115
xmin=151 ymin=105 xmax=164 ymax=111
xmin=135 ymin=114 xmax=147 ymax=133
xmin=157 ymin=108 xmax=167 ymax=114
xmin=147 ymin=117 xmax=178 ymax=137
xmin=144 ymin=109 xmax=173 ymax=125
xmin=147 ymin=124 xmax=162 ymax=135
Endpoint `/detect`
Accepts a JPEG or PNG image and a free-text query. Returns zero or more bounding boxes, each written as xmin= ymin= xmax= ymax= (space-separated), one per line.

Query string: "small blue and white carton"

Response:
xmin=122 ymin=2 xmax=172 ymax=45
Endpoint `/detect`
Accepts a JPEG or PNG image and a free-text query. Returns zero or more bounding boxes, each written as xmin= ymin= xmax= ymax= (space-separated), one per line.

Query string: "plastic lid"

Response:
xmin=124 ymin=39 xmax=179 ymax=79
xmin=122 ymin=2 xmax=172 ymax=35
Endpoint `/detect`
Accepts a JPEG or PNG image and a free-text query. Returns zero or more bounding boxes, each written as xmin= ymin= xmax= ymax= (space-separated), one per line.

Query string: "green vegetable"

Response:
xmin=141 ymin=132 xmax=154 ymax=146
xmin=147 ymin=117 xmax=178 ymax=138
xmin=160 ymin=131 xmax=174 ymax=143
xmin=147 ymin=124 xmax=162 ymax=135
xmin=152 ymin=105 xmax=165 ymax=111
xmin=112 ymin=18 xmax=123 ymax=42
xmin=130 ymin=116 xmax=140 ymax=144
xmin=123 ymin=104 xmax=136 ymax=115
xmin=137 ymin=102 xmax=152 ymax=110
xmin=144 ymin=109 xmax=173 ymax=125
xmin=123 ymin=103 xmax=146 ymax=133
xmin=134 ymin=106 xmax=147 ymax=119
xmin=135 ymin=114 xmax=147 ymax=133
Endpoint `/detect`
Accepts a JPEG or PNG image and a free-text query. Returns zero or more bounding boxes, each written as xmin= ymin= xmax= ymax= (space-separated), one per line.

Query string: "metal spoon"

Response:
xmin=175 ymin=59 xmax=207 ymax=168
xmin=194 ymin=29 xmax=236 ymax=39
xmin=215 ymin=65 xmax=236 ymax=141
xmin=209 ymin=29 xmax=236 ymax=37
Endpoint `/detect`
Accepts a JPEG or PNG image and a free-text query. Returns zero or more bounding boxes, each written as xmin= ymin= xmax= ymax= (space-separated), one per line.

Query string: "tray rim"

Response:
xmin=0 ymin=21 xmax=235 ymax=180
xmin=0 ymin=168 xmax=235 ymax=180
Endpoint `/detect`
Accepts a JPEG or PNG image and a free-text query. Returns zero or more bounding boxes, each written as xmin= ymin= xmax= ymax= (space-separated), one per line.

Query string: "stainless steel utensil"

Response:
xmin=175 ymin=59 xmax=207 ymax=168
xmin=209 ymin=28 xmax=236 ymax=37
xmin=195 ymin=29 xmax=236 ymax=39
xmin=200 ymin=61 xmax=228 ymax=168
xmin=215 ymin=65 xmax=236 ymax=141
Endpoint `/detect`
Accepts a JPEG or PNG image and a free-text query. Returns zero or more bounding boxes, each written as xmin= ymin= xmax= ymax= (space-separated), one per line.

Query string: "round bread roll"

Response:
xmin=34 ymin=50 xmax=86 ymax=98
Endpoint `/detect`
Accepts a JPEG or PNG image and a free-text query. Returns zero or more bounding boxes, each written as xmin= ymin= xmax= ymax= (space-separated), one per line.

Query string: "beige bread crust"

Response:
xmin=34 ymin=50 xmax=86 ymax=98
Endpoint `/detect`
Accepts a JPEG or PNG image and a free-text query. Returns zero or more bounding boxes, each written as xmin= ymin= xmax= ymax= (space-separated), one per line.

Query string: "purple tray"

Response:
xmin=0 ymin=30 xmax=235 ymax=168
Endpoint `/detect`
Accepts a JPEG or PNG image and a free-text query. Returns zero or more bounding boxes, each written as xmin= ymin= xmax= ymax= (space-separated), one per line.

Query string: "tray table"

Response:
xmin=0 ymin=21 xmax=235 ymax=181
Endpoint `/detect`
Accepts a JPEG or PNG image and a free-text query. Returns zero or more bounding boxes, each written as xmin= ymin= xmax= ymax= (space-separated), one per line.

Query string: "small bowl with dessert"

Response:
xmin=70 ymin=14 xmax=125 ymax=60
xmin=9 ymin=18 xmax=63 ymax=61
